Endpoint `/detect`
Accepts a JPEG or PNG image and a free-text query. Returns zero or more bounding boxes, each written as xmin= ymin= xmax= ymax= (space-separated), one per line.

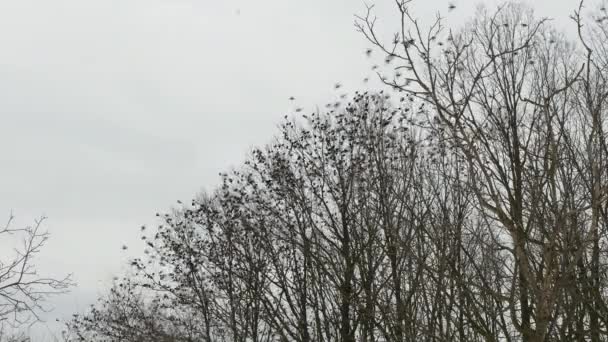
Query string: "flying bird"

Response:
xmin=289 ymin=96 xmax=295 ymax=101
xmin=334 ymin=83 xmax=342 ymax=89
xmin=448 ymin=3 xmax=456 ymax=11
xmin=122 ymin=245 xmax=128 ymax=250
xmin=365 ymin=48 xmax=372 ymax=57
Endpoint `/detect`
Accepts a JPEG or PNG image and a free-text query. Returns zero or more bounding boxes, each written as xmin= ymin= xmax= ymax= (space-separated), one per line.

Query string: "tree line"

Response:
xmin=57 ymin=1 xmax=608 ymax=341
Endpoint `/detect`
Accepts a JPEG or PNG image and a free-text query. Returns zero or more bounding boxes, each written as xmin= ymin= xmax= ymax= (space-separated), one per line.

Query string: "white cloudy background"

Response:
xmin=0 ymin=0 xmax=579 ymax=339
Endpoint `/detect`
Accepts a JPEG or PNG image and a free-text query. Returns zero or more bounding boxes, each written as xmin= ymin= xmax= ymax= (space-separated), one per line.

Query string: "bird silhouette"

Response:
xmin=448 ymin=3 xmax=456 ymax=11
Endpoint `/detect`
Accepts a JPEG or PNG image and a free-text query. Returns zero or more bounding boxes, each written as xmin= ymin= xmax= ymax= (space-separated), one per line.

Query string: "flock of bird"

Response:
xmin=119 ymin=2 xmax=545 ymax=254
xmin=283 ymin=3 xmax=459 ymax=121
xmin=120 ymin=3 xmax=467 ymax=252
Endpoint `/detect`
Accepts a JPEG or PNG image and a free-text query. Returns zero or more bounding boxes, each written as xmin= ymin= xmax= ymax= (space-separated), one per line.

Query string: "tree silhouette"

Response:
xmin=0 ymin=214 xmax=72 ymax=334
xmin=68 ymin=1 xmax=608 ymax=341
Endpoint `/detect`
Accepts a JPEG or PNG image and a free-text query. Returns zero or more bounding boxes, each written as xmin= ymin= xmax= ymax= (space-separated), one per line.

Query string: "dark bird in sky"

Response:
xmin=334 ymin=83 xmax=342 ymax=89
xmin=140 ymin=225 xmax=146 ymax=231
xmin=363 ymin=77 xmax=369 ymax=83
xmin=365 ymin=48 xmax=372 ymax=56
xmin=295 ymin=107 xmax=303 ymax=112
xmin=289 ymin=96 xmax=295 ymax=101
xmin=122 ymin=245 xmax=128 ymax=250
xmin=448 ymin=3 xmax=456 ymax=11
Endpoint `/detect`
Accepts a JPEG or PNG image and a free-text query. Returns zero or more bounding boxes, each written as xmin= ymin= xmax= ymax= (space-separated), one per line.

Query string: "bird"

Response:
xmin=334 ymin=83 xmax=342 ymax=89
xmin=448 ymin=3 xmax=456 ymax=11
xmin=122 ymin=245 xmax=128 ymax=250
xmin=295 ymin=107 xmax=303 ymax=112
xmin=289 ymin=96 xmax=295 ymax=101
xmin=363 ymin=77 xmax=369 ymax=83
xmin=140 ymin=225 xmax=146 ymax=231
xmin=365 ymin=48 xmax=372 ymax=57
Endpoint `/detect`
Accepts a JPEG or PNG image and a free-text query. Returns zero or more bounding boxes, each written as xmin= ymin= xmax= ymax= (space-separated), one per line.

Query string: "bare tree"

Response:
xmin=356 ymin=0 xmax=608 ymax=340
xmin=68 ymin=1 xmax=608 ymax=341
xmin=0 ymin=214 xmax=72 ymax=333
xmin=66 ymin=278 xmax=201 ymax=342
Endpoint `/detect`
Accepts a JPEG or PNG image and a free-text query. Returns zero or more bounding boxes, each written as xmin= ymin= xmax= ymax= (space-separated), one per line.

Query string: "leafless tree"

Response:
xmin=68 ymin=1 xmax=608 ymax=341
xmin=66 ymin=278 xmax=202 ymax=342
xmin=0 ymin=214 xmax=72 ymax=334
xmin=356 ymin=0 xmax=608 ymax=340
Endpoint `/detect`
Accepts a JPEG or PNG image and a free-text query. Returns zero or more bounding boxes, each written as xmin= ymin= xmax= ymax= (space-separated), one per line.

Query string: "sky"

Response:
xmin=0 ymin=0 xmax=582 ymax=339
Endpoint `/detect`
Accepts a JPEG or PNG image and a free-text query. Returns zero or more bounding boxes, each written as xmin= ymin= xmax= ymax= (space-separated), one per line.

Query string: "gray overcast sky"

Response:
xmin=0 ymin=0 xmax=578 ymax=338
